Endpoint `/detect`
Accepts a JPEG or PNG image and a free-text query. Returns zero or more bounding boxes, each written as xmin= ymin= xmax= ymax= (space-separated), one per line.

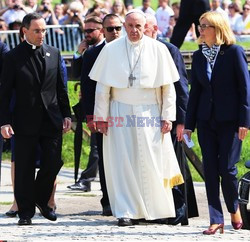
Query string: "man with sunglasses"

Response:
xmin=70 ymin=15 xmax=104 ymax=195
xmin=71 ymin=14 xmax=123 ymax=216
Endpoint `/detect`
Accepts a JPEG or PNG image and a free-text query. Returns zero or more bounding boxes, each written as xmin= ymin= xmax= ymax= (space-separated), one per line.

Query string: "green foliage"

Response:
xmin=62 ymin=130 xmax=90 ymax=170
xmin=0 ymin=202 xmax=12 ymax=205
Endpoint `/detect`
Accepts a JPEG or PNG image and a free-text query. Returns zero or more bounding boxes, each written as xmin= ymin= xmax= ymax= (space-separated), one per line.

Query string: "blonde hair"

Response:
xmin=197 ymin=11 xmax=236 ymax=45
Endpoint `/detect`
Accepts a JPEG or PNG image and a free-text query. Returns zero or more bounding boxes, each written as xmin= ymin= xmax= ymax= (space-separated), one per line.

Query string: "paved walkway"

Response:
xmin=0 ymin=161 xmax=249 ymax=241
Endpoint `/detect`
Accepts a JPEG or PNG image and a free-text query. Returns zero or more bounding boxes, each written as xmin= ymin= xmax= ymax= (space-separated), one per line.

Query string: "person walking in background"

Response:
xmin=90 ymin=9 xmax=184 ymax=226
xmin=144 ymin=13 xmax=199 ymax=226
xmin=170 ymin=0 xmax=210 ymax=48
xmin=185 ymin=11 xmax=250 ymax=234
xmin=0 ymin=12 xmax=71 ymax=226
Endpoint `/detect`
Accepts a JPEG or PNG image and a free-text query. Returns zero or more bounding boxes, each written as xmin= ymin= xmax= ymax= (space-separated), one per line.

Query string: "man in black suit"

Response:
xmin=0 ymin=40 xmax=9 ymax=176
xmin=144 ymin=13 xmax=198 ymax=225
xmin=71 ymin=14 xmax=123 ymax=216
xmin=69 ymin=16 xmax=104 ymax=193
xmin=0 ymin=12 xmax=71 ymax=226
xmin=170 ymin=0 xmax=210 ymax=48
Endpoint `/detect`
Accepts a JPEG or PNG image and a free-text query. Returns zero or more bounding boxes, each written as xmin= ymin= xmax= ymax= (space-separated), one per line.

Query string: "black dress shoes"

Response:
xmin=168 ymin=204 xmax=187 ymax=225
xmin=18 ymin=218 xmax=32 ymax=226
xmin=118 ymin=218 xmax=139 ymax=226
xmin=36 ymin=203 xmax=57 ymax=221
xmin=67 ymin=180 xmax=91 ymax=192
xmin=102 ymin=205 xmax=112 ymax=216
xmin=5 ymin=210 xmax=18 ymax=217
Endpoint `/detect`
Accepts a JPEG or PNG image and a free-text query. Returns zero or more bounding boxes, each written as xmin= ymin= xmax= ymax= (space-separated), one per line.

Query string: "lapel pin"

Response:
xmin=220 ymin=51 xmax=224 ymax=55
xmin=46 ymin=52 xmax=50 ymax=57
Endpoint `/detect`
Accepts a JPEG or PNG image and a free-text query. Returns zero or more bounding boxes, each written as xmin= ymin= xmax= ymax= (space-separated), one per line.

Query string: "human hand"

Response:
xmin=96 ymin=121 xmax=108 ymax=136
xmin=161 ymin=120 xmax=172 ymax=134
xmin=238 ymin=127 xmax=248 ymax=141
xmin=87 ymin=120 xmax=97 ymax=133
xmin=63 ymin=117 xmax=71 ymax=133
xmin=77 ymin=39 xmax=88 ymax=54
xmin=1 ymin=124 xmax=14 ymax=139
xmin=176 ymin=124 xmax=184 ymax=141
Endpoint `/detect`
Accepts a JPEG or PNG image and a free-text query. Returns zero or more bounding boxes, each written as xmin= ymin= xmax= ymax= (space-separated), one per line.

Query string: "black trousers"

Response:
xmin=170 ymin=14 xmax=201 ymax=48
xmin=96 ymin=132 xmax=110 ymax=208
xmin=14 ymin=133 xmax=63 ymax=219
xmin=79 ymin=133 xmax=99 ymax=181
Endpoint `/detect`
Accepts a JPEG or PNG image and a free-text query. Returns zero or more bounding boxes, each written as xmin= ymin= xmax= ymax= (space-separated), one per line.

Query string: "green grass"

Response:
xmin=0 ymin=202 xmax=12 ymax=205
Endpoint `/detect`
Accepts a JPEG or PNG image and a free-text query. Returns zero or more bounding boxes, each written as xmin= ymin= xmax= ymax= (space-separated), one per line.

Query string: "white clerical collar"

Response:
xmin=126 ymin=35 xmax=145 ymax=46
xmin=26 ymin=40 xmax=39 ymax=49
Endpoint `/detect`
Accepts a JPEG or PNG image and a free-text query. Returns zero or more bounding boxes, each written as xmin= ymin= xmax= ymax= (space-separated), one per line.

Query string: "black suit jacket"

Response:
xmin=0 ymin=41 xmax=9 ymax=74
xmin=159 ymin=40 xmax=189 ymax=125
xmin=0 ymin=41 xmax=71 ymax=135
xmin=72 ymin=42 xmax=105 ymax=121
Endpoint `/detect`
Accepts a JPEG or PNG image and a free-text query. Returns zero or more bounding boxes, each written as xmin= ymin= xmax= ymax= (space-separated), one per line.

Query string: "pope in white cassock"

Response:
xmin=89 ymin=9 xmax=184 ymax=226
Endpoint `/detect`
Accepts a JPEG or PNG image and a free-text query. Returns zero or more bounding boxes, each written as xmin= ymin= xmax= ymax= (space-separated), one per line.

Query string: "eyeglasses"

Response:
xmin=243 ymin=7 xmax=250 ymax=11
xmin=104 ymin=26 xmax=122 ymax=32
xmin=84 ymin=28 xmax=100 ymax=34
xmin=32 ymin=29 xmax=47 ymax=34
xmin=198 ymin=24 xmax=215 ymax=31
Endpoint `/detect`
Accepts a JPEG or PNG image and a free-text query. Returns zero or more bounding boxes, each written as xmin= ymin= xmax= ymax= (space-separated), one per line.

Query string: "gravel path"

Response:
xmin=0 ymin=161 xmax=249 ymax=241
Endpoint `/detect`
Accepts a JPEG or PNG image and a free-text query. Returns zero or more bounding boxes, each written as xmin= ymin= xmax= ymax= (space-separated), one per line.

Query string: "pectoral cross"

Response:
xmin=129 ymin=73 xmax=136 ymax=87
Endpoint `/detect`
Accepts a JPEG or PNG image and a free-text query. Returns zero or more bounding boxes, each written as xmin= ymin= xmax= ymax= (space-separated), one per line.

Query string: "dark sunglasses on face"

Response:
xmin=104 ymin=26 xmax=122 ymax=32
xmin=84 ymin=28 xmax=100 ymax=34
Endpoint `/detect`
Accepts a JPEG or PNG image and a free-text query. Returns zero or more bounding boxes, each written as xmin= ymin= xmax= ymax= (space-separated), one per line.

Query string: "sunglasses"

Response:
xmin=84 ymin=28 xmax=100 ymax=34
xmin=104 ymin=26 xmax=122 ymax=32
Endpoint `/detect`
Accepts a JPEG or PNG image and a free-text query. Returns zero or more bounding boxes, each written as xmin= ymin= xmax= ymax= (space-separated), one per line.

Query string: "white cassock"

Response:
xmin=89 ymin=35 xmax=184 ymax=220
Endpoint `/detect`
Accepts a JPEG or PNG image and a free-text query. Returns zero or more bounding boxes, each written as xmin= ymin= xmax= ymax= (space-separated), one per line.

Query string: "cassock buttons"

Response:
xmin=220 ymin=51 xmax=224 ymax=55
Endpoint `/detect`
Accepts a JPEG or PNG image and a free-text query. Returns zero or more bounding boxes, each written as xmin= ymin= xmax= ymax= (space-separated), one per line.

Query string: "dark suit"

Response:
xmin=0 ymin=41 xmax=71 ymax=219
xmin=170 ymin=0 xmax=210 ymax=48
xmin=160 ymin=40 xmax=199 ymax=222
xmin=72 ymin=41 xmax=110 ymax=208
xmin=185 ymin=44 xmax=250 ymax=224
xmin=0 ymin=41 xmax=9 ymax=174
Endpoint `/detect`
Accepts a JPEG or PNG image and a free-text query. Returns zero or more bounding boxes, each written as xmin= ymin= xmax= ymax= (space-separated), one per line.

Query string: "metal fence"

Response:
xmin=0 ymin=24 xmax=84 ymax=52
